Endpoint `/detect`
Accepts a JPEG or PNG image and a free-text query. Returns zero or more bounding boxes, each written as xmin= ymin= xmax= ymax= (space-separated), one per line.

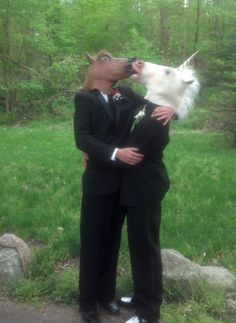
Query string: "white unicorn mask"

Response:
xmin=131 ymin=52 xmax=200 ymax=119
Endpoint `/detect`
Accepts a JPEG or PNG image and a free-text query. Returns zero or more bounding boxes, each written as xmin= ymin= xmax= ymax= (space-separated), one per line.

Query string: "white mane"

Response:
xmin=175 ymin=67 xmax=200 ymax=119
xmin=133 ymin=55 xmax=200 ymax=120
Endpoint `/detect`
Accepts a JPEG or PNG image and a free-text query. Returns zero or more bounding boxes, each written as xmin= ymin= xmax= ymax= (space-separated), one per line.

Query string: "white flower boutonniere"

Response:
xmin=111 ymin=88 xmax=124 ymax=102
xmin=130 ymin=105 xmax=146 ymax=132
xmin=112 ymin=92 xmax=123 ymax=102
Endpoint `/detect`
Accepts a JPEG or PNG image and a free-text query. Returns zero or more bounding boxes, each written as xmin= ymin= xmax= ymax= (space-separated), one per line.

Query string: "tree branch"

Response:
xmin=6 ymin=55 xmax=45 ymax=80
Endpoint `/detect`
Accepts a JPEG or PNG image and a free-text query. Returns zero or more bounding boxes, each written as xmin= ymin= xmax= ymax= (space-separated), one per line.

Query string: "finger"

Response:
xmin=162 ymin=116 xmax=172 ymax=125
xmin=132 ymin=159 xmax=143 ymax=165
xmin=153 ymin=108 xmax=164 ymax=113
xmin=128 ymin=147 xmax=139 ymax=152
xmin=130 ymin=152 xmax=144 ymax=158
xmin=157 ymin=115 xmax=169 ymax=121
xmin=151 ymin=111 xmax=166 ymax=118
xmin=163 ymin=118 xmax=170 ymax=126
xmin=157 ymin=116 xmax=170 ymax=124
xmin=153 ymin=107 xmax=168 ymax=113
xmin=130 ymin=156 xmax=143 ymax=163
xmin=132 ymin=157 xmax=143 ymax=163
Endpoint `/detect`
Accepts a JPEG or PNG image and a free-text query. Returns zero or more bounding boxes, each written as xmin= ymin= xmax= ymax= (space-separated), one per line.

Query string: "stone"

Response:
xmin=161 ymin=249 xmax=236 ymax=295
xmin=200 ymin=266 xmax=236 ymax=292
xmin=0 ymin=234 xmax=31 ymax=283
xmin=0 ymin=248 xmax=23 ymax=281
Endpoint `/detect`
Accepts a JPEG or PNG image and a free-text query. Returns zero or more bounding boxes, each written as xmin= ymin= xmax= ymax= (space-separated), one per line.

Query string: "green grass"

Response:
xmin=0 ymin=120 xmax=82 ymax=259
xmin=163 ymin=128 xmax=236 ymax=272
xmin=0 ymin=119 xmax=236 ymax=321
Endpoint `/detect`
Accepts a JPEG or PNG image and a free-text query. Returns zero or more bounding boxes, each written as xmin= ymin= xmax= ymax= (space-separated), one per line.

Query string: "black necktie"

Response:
xmin=108 ymin=95 xmax=116 ymax=121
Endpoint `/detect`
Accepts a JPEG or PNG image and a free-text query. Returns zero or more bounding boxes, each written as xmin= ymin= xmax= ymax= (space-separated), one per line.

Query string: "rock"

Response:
xmin=0 ymin=248 xmax=23 ymax=281
xmin=200 ymin=266 xmax=236 ymax=292
xmin=0 ymin=234 xmax=31 ymax=283
xmin=162 ymin=249 xmax=202 ymax=294
xmin=161 ymin=249 xmax=236 ymax=295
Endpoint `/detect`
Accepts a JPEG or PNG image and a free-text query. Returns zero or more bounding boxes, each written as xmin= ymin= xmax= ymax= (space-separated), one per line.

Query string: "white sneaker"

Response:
xmin=124 ymin=315 xmax=161 ymax=323
xmin=125 ymin=316 xmax=140 ymax=323
xmin=121 ymin=296 xmax=133 ymax=303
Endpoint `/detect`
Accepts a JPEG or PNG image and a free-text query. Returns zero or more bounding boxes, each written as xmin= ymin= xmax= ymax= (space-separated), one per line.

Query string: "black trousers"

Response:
xmin=123 ymin=203 xmax=163 ymax=321
xmin=79 ymin=193 xmax=123 ymax=310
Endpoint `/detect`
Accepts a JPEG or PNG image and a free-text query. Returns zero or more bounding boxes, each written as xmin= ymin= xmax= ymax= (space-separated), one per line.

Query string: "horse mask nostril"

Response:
xmin=125 ymin=58 xmax=139 ymax=73
xmin=137 ymin=60 xmax=144 ymax=67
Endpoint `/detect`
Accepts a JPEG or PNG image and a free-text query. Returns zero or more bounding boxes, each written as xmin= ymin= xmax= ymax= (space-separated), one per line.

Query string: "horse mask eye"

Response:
xmin=99 ymin=55 xmax=111 ymax=62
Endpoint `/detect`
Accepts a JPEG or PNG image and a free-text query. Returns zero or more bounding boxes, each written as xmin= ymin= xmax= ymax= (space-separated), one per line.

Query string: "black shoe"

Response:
xmin=124 ymin=315 xmax=161 ymax=323
xmin=119 ymin=296 xmax=135 ymax=309
xmin=80 ymin=308 xmax=101 ymax=323
xmin=100 ymin=300 xmax=120 ymax=315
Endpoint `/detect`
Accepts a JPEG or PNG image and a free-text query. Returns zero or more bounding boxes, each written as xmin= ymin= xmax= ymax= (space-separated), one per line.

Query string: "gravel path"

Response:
xmin=0 ymin=300 xmax=134 ymax=323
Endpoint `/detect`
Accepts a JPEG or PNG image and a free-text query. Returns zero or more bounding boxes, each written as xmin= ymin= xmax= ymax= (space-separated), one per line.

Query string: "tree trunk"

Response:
xmin=160 ymin=2 xmax=169 ymax=60
xmin=1 ymin=0 xmax=16 ymax=112
xmin=194 ymin=0 xmax=200 ymax=49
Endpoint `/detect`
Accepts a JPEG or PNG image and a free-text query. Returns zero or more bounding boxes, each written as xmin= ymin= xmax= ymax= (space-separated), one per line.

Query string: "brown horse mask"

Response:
xmin=82 ymin=50 xmax=137 ymax=94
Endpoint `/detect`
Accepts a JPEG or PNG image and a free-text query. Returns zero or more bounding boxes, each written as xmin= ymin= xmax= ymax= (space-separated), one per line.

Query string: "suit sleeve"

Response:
xmin=121 ymin=86 xmax=162 ymax=109
xmin=73 ymin=93 xmax=116 ymax=162
xmin=120 ymin=87 xmax=149 ymax=108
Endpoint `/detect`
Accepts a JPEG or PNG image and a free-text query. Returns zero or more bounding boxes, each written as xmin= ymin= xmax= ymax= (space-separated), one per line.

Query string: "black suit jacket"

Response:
xmin=120 ymin=105 xmax=170 ymax=208
xmin=73 ymin=87 xmax=147 ymax=195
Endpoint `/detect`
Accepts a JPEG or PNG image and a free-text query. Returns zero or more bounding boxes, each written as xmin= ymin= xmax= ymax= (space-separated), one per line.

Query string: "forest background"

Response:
xmin=0 ymin=0 xmax=235 ymax=141
xmin=0 ymin=1 xmax=236 ymax=322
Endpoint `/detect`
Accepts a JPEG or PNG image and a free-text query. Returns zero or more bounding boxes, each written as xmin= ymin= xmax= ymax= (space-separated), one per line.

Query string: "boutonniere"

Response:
xmin=130 ymin=104 xmax=147 ymax=132
xmin=111 ymin=88 xmax=124 ymax=102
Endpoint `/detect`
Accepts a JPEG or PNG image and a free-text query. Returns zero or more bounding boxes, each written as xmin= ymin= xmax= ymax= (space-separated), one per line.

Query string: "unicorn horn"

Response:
xmin=179 ymin=51 xmax=199 ymax=69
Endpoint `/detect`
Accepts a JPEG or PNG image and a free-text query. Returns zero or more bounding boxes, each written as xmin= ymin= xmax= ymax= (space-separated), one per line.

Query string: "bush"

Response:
xmin=27 ymin=247 xmax=56 ymax=280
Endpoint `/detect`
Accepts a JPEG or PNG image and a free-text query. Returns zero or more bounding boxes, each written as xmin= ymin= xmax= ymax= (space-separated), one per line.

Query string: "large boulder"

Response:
xmin=162 ymin=249 xmax=236 ymax=295
xmin=0 ymin=234 xmax=31 ymax=283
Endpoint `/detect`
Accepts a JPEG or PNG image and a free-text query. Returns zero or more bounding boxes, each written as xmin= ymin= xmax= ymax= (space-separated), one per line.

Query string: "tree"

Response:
xmin=0 ymin=0 xmax=16 ymax=112
xmin=202 ymin=0 xmax=236 ymax=145
xmin=0 ymin=0 xmax=235 ymax=137
xmin=160 ymin=1 xmax=169 ymax=59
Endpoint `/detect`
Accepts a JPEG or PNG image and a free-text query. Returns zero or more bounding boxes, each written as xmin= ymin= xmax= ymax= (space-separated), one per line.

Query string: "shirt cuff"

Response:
xmin=111 ymin=148 xmax=118 ymax=161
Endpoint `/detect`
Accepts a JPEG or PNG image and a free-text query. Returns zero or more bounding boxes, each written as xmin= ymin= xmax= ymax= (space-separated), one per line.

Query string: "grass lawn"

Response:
xmin=0 ymin=119 xmax=235 ymax=322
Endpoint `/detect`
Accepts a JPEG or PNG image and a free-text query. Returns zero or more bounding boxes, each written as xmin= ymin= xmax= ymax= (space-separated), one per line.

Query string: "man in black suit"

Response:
xmin=74 ymin=50 xmax=175 ymax=323
xmin=120 ymin=106 xmax=170 ymax=323
xmin=74 ymin=51 xmax=151 ymax=323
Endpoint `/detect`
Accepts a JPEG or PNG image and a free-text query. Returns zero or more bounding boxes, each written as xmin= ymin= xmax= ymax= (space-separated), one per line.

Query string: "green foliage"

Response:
xmin=0 ymin=0 xmax=235 ymax=133
xmin=205 ymin=40 xmax=236 ymax=144
xmin=163 ymin=129 xmax=236 ymax=271
xmin=8 ymin=267 xmax=79 ymax=304
xmin=0 ymin=0 xmax=236 ymax=318
xmin=50 ymin=268 xmax=79 ymax=303
xmin=0 ymin=121 xmax=235 ymax=321
xmin=162 ymin=299 xmax=228 ymax=323
xmin=121 ymin=28 xmax=155 ymax=60
xmin=27 ymin=248 xmax=56 ymax=280
xmin=9 ymin=279 xmax=45 ymax=302
xmin=0 ymin=123 xmax=235 ymax=270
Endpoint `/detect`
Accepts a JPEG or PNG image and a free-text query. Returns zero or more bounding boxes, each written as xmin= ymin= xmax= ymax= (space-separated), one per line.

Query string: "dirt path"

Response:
xmin=0 ymin=300 xmax=134 ymax=323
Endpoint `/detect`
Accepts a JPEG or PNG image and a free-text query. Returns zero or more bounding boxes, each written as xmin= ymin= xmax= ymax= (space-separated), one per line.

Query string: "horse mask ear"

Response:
xmin=86 ymin=53 xmax=95 ymax=64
